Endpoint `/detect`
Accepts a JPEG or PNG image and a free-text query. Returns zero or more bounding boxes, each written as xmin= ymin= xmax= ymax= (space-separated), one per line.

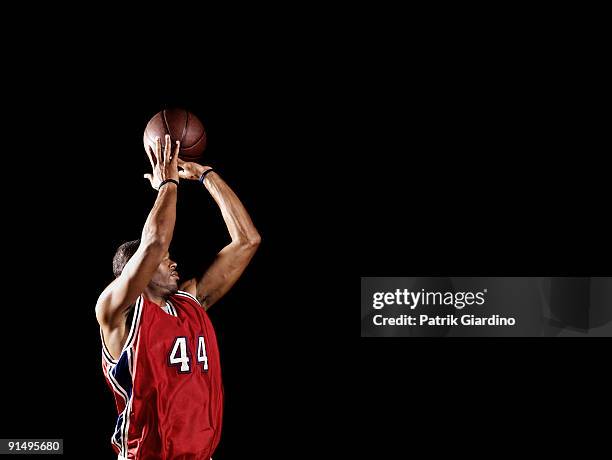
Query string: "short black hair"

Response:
xmin=113 ymin=239 xmax=141 ymax=278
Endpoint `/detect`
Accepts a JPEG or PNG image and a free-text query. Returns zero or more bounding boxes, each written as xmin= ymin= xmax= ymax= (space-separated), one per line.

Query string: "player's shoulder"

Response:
xmin=172 ymin=290 xmax=202 ymax=308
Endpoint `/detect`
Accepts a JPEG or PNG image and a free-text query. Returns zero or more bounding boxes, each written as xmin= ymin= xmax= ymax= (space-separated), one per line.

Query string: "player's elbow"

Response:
xmin=141 ymin=224 xmax=173 ymax=249
xmin=232 ymin=231 xmax=260 ymax=253
xmin=95 ymin=291 xmax=128 ymax=329
xmin=244 ymin=232 xmax=261 ymax=249
xmin=95 ymin=295 xmax=112 ymax=327
xmin=141 ymin=235 xmax=171 ymax=254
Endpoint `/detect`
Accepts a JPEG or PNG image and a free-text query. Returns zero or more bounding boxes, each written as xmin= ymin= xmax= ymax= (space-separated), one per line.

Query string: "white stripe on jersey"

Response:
xmin=100 ymin=328 xmax=118 ymax=365
xmin=175 ymin=290 xmax=201 ymax=306
xmin=100 ymin=296 xmax=143 ymax=365
xmin=168 ymin=301 xmax=178 ymax=317
xmin=106 ymin=364 xmax=128 ymax=404
xmin=102 ymin=297 xmax=144 ymax=401
xmin=100 ymin=296 xmax=144 ymax=458
xmin=111 ymin=415 xmax=122 ymax=451
xmin=122 ymin=297 xmax=143 ymax=351
xmin=113 ymin=336 xmax=140 ymax=456
xmin=121 ymin=363 xmax=135 ymax=458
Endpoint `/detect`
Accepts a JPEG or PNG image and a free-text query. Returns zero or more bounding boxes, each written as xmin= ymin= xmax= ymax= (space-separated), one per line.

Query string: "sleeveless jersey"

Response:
xmin=100 ymin=291 xmax=223 ymax=459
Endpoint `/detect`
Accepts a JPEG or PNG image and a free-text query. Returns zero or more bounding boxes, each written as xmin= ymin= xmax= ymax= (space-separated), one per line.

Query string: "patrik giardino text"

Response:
xmin=373 ymin=314 xmax=516 ymax=326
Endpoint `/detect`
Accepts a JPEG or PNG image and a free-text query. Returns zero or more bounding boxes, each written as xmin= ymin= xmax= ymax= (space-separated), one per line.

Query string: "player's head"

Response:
xmin=113 ymin=240 xmax=140 ymax=278
xmin=113 ymin=239 xmax=180 ymax=296
xmin=149 ymin=251 xmax=180 ymax=296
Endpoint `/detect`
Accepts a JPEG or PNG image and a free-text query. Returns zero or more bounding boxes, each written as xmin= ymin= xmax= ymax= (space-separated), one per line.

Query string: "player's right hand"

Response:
xmin=144 ymin=135 xmax=180 ymax=190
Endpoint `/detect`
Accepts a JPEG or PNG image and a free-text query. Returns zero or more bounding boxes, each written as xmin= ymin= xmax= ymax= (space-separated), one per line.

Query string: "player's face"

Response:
xmin=150 ymin=252 xmax=180 ymax=294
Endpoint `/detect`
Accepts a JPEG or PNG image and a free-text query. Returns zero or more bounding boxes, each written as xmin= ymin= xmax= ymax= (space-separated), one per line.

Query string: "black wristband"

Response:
xmin=158 ymin=179 xmax=179 ymax=190
xmin=199 ymin=168 xmax=215 ymax=184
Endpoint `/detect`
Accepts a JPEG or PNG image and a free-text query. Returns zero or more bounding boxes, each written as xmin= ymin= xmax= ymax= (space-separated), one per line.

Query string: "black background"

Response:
xmin=1 ymin=21 xmax=609 ymax=459
xmin=355 ymin=33 xmax=610 ymax=459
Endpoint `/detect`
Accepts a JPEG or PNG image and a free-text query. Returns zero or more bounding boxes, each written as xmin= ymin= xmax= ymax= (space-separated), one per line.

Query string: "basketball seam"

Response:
xmin=161 ymin=109 xmax=171 ymax=138
xmin=181 ymin=109 xmax=189 ymax=144
xmin=180 ymin=134 xmax=206 ymax=151
xmin=185 ymin=129 xmax=206 ymax=148
xmin=145 ymin=130 xmax=205 ymax=150
xmin=145 ymin=111 xmax=206 ymax=149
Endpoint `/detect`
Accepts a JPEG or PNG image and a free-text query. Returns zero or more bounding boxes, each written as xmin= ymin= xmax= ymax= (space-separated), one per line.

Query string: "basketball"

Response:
xmin=143 ymin=108 xmax=207 ymax=162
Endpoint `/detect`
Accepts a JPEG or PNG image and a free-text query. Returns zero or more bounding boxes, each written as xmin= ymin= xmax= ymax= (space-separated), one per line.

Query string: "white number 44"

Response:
xmin=197 ymin=336 xmax=209 ymax=370
xmin=169 ymin=336 xmax=209 ymax=373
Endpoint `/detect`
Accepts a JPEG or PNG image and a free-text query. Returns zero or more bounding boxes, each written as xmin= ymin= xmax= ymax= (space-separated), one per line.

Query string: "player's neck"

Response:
xmin=143 ymin=289 xmax=168 ymax=308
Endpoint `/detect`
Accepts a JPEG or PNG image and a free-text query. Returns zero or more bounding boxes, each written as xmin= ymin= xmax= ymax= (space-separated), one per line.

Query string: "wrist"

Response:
xmin=158 ymin=179 xmax=179 ymax=191
xmin=199 ymin=167 xmax=215 ymax=185
xmin=195 ymin=165 xmax=213 ymax=176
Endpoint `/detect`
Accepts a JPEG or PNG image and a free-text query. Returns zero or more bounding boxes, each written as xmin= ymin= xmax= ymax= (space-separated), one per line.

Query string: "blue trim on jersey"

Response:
xmin=111 ymin=350 xmax=133 ymax=399
xmin=113 ymin=414 xmax=124 ymax=444
xmin=101 ymin=297 xmax=144 ymax=457
xmin=100 ymin=328 xmax=118 ymax=364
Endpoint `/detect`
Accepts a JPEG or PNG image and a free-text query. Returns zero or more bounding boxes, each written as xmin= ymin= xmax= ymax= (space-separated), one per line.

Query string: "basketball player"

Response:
xmin=95 ymin=135 xmax=261 ymax=459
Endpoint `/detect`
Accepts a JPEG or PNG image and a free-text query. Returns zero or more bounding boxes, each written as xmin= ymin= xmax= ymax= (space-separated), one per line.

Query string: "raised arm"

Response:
xmin=95 ymin=136 xmax=180 ymax=359
xmin=178 ymin=161 xmax=261 ymax=310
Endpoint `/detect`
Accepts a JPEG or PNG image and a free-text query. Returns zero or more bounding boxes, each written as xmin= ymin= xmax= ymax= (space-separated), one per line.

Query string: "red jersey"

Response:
xmin=100 ymin=290 xmax=223 ymax=459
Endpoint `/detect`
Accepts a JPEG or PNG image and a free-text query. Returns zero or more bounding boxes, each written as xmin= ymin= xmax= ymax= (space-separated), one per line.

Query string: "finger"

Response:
xmin=172 ymin=140 xmax=181 ymax=164
xmin=144 ymin=173 xmax=152 ymax=183
xmin=145 ymin=145 xmax=156 ymax=168
xmin=156 ymin=137 xmax=163 ymax=164
xmin=164 ymin=134 xmax=171 ymax=164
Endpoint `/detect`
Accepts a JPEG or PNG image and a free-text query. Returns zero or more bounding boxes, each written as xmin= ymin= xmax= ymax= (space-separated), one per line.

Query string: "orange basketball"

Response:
xmin=143 ymin=108 xmax=206 ymax=162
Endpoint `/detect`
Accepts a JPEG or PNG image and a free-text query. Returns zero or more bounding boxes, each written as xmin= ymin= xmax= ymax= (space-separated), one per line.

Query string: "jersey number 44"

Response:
xmin=168 ymin=336 xmax=209 ymax=373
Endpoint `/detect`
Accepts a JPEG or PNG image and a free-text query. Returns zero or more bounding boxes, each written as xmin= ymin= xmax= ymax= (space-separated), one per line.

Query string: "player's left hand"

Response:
xmin=177 ymin=159 xmax=212 ymax=181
